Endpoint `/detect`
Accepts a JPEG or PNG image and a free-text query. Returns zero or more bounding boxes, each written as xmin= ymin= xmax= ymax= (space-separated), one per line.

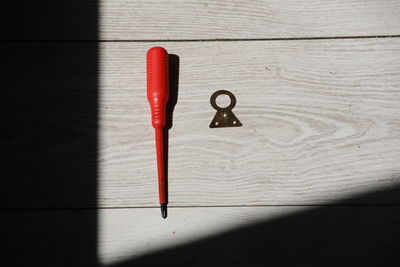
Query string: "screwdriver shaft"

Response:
xmin=155 ymin=127 xmax=166 ymax=204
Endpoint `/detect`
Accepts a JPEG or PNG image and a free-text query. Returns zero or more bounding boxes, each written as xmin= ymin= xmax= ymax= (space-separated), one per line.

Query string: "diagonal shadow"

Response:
xmin=1 ymin=2 xmax=400 ymax=267
xmin=111 ymin=185 xmax=400 ymax=266
xmin=1 ymin=1 xmax=99 ymax=266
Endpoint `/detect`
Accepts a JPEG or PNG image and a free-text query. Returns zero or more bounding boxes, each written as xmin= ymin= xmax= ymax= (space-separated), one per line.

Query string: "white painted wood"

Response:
xmin=3 ymin=1 xmax=400 ymax=266
xmin=97 ymin=206 xmax=305 ymax=265
xmin=98 ymin=38 xmax=400 ymax=208
xmin=99 ymin=0 xmax=400 ymax=40
xmin=5 ymin=1 xmax=400 ymax=40
xmin=97 ymin=205 xmax=400 ymax=265
xmin=4 ymin=205 xmax=400 ymax=265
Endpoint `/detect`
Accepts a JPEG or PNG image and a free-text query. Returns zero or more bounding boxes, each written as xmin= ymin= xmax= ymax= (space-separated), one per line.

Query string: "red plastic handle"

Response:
xmin=147 ymin=47 xmax=169 ymax=128
xmin=146 ymin=47 xmax=169 ymax=205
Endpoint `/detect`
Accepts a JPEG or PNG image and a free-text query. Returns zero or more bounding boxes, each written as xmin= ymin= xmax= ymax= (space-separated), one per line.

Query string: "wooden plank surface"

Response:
xmin=3 ymin=1 xmax=400 ymax=266
xmin=2 ymin=38 xmax=400 ymax=209
xmin=2 ymin=1 xmax=400 ymax=40
xmin=98 ymin=38 xmax=400 ymax=207
xmin=3 ymin=204 xmax=400 ymax=265
xmin=98 ymin=205 xmax=400 ymax=265
xmin=2 ymin=1 xmax=400 ymax=266
xmin=99 ymin=0 xmax=400 ymax=40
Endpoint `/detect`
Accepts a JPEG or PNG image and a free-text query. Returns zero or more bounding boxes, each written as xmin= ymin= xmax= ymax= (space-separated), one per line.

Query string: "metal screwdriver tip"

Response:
xmin=161 ymin=204 xmax=167 ymax=219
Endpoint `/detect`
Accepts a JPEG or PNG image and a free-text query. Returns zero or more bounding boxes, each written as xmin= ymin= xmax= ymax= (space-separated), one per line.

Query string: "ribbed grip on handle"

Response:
xmin=147 ymin=47 xmax=169 ymax=128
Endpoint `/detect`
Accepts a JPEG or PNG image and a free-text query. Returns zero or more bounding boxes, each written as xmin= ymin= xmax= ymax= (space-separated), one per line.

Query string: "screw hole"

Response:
xmin=215 ymin=122 xmax=219 ymax=126
xmin=233 ymin=121 xmax=236 ymax=125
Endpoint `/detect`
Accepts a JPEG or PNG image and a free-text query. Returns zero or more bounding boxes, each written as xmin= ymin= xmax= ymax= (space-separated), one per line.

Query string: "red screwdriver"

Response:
xmin=146 ymin=47 xmax=169 ymax=218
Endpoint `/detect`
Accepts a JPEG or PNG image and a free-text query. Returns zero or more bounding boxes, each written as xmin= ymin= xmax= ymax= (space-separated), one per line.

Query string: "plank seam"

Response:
xmin=1 ymin=34 xmax=400 ymax=43
xmin=2 ymin=204 xmax=400 ymax=212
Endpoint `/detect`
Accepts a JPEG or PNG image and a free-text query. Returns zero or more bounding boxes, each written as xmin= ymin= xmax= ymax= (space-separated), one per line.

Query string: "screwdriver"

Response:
xmin=146 ymin=47 xmax=169 ymax=218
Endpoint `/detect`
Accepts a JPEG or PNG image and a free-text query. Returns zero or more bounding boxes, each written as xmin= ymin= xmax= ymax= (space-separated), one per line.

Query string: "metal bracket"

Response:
xmin=209 ymin=90 xmax=242 ymax=128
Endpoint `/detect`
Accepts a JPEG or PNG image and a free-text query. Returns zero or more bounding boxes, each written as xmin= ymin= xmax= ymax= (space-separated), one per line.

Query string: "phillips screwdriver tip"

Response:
xmin=161 ymin=204 xmax=167 ymax=219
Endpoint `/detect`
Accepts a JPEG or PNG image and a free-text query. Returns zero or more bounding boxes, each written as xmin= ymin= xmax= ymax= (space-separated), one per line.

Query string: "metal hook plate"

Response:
xmin=209 ymin=90 xmax=242 ymax=128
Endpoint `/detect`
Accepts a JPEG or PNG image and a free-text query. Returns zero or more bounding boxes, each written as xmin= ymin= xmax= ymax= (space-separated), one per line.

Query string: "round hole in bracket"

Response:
xmin=210 ymin=90 xmax=237 ymax=111
xmin=215 ymin=94 xmax=231 ymax=108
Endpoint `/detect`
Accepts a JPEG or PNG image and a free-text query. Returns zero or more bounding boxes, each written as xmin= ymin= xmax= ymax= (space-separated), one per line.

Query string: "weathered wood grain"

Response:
xmin=98 ymin=205 xmax=400 ymax=265
xmin=99 ymin=0 xmax=400 ymax=40
xmin=3 ymin=205 xmax=400 ymax=265
xmin=2 ymin=1 xmax=400 ymax=40
xmin=98 ymin=38 xmax=400 ymax=207
xmin=2 ymin=39 xmax=400 ymax=209
xmin=3 ymin=2 xmax=400 ymax=266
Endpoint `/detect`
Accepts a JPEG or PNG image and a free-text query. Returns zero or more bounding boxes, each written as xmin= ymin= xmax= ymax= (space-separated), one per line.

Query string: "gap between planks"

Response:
xmin=3 ymin=203 xmax=400 ymax=212
xmin=1 ymin=34 xmax=400 ymax=43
